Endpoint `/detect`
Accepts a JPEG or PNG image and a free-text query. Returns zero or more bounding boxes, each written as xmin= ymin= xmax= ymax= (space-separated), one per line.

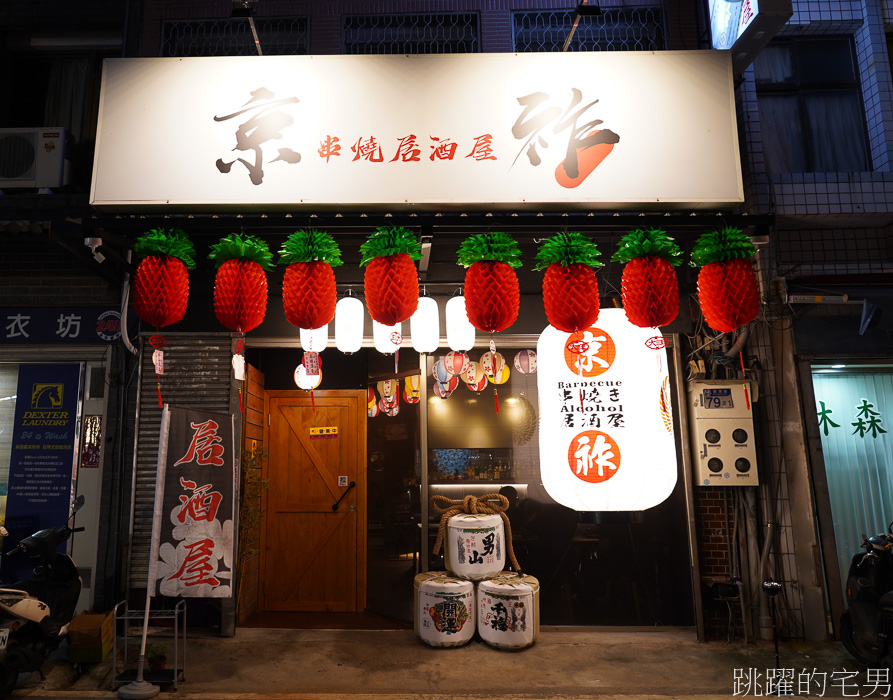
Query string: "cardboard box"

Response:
xmin=67 ymin=610 xmax=114 ymax=664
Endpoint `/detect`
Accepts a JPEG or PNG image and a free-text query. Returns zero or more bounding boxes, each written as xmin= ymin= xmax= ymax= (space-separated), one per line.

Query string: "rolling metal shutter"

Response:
xmin=129 ymin=333 xmax=238 ymax=588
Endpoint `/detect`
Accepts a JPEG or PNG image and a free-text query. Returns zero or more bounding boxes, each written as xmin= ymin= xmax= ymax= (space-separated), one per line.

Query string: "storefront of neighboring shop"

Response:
xmin=89 ymin=50 xmax=745 ymax=635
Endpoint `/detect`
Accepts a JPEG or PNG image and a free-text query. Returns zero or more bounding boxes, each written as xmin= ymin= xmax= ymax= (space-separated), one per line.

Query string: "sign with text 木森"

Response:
xmin=91 ymin=52 xmax=743 ymax=211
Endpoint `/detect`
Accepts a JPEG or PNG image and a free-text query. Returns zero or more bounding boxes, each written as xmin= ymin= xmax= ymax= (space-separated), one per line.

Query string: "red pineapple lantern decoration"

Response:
xmin=360 ymin=226 xmax=421 ymax=326
xmin=534 ymin=231 xmax=603 ymax=333
xmin=279 ymin=229 xmax=342 ymax=330
xmin=208 ymin=232 xmax=273 ymax=333
xmin=132 ymin=228 xmax=196 ymax=330
xmin=691 ymin=226 xmax=760 ymax=333
xmin=612 ymin=228 xmax=683 ymax=329
xmin=456 ymin=231 xmax=522 ymax=334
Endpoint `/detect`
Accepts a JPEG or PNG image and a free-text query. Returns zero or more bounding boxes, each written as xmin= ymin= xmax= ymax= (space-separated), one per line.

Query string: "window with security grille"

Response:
xmin=754 ymin=37 xmax=869 ymax=173
xmin=342 ymin=13 xmax=479 ymax=54
xmin=512 ymin=8 xmax=665 ymax=52
xmin=161 ymin=17 xmax=309 ymax=57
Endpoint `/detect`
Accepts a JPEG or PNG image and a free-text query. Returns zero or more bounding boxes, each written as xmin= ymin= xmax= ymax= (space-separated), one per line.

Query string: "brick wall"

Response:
xmin=0 ymin=233 xmax=119 ymax=307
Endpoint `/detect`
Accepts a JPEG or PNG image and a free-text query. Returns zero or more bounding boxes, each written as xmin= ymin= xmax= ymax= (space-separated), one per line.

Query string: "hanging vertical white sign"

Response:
xmin=536 ymin=308 xmax=677 ymax=511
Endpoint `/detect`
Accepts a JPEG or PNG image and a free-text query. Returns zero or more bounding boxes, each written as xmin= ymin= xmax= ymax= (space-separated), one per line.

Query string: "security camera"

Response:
xmin=84 ymin=236 xmax=105 ymax=263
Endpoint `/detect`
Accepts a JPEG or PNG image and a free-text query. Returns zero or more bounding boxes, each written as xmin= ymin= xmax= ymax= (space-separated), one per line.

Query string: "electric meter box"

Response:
xmin=687 ymin=380 xmax=759 ymax=486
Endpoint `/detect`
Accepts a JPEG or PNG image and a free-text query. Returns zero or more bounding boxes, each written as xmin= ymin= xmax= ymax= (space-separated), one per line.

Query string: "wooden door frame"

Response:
xmin=259 ymin=389 xmax=367 ymax=613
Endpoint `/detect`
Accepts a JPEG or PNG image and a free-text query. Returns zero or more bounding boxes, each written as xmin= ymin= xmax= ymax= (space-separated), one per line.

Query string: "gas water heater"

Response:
xmin=687 ymin=380 xmax=759 ymax=486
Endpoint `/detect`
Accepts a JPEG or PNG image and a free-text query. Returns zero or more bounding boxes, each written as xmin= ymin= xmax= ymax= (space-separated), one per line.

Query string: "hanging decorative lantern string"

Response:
xmin=149 ymin=334 xmax=167 ymax=408
xmin=430 ymin=494 xmax=522 ymax=574
xmin=738 ymin=334 xmax=751 ymax=411
xmin=232 ymin=337 xmax=246 ymax=413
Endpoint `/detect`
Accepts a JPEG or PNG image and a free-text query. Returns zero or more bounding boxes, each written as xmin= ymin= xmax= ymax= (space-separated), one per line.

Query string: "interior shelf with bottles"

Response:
xmin=429 ymin=448 xmax=519 ymax=483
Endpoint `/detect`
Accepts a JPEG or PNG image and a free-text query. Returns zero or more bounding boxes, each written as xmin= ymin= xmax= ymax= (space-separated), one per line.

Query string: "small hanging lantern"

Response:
xmin=433 ymin=359 xmax=452 ymax=385
xmin=433 ymin=381 xmax=453 ymax=399
xmin=373 ymin=320 xmax=402 ymax=355
xmin=368 ymin=401 xmax=380 ymax=418
xmin=335 ymin=294 xmax=364 ymax=355
xmin=367 ymin=385 xmax=378 ymax=409
xmin=467 ymin=373 xmax=489 ymax=394
xmin=404 ymin=375 xmax=421 ymax=403
xmin=294 ymin=364 xmax=323 ymax=391
xmin=514 ymin=350 xmax=538 ymax=374
xmin=444 ymin=351 xmax=470 ymax=376
xmin=410 ymin=294 xmax=440 ymax=354
xmin=446 ymin=295 xmax=475 ymax=352
xmin=300 ymin=325 xmax=328 ymax=353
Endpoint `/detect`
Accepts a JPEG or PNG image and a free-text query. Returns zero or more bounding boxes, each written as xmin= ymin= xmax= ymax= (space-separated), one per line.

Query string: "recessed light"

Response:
xmin=831 ymin=364 xmax=846 ymax=369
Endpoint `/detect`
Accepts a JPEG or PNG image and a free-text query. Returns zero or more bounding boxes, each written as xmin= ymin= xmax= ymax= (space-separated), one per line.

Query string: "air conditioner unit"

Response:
xmin=0 ymin=127 xmax=69 ymax=189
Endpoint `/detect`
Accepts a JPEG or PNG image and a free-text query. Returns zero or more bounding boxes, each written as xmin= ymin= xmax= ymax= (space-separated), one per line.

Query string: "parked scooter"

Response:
xmin=841 ymin=524 xmax=893 ymax=667
xmin=0 ymin=495 xmax=85 ymax=698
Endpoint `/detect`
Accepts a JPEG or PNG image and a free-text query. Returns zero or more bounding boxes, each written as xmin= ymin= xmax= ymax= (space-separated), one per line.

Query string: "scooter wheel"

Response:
xmin=840 ymin=610 xmax=876 ymax=666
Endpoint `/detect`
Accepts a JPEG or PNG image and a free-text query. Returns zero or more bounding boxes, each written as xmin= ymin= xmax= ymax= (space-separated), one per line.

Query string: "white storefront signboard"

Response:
xmin=536 ymin=309 xmax=677 ymax=511
xmin=91 ymin=52 xmax=742 ymax=210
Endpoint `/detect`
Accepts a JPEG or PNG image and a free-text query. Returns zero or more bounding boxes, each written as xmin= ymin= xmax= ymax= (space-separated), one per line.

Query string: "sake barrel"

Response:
xmin=413 ymin=572 xmax=475 ymax=647
xmin=477 ymin=572 xmax=540 ymax=650
xmin=444 ymin=513 xmax=505 ymax=581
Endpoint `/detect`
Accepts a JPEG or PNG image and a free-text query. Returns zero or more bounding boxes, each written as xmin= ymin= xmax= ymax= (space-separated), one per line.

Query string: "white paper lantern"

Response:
xmin=293 ymin=364 xmax=323 ymax=391
xmin=446 ymin=295 xmax=475 ymax=352
xmin=373 ymin=320 xmax=402 ymax=355
xmin=335 ymin=295 xmax=364 ymax=355
xmin=410 ymin=296 xmax=440 ymax=354
xmin=300 ymin=324 xmax=328 ymax=352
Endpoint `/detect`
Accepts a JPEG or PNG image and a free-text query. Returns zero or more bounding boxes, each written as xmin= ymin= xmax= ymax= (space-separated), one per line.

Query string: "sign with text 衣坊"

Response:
xmin=536 ymin=309 xmax=677 ymax=511
xmin=1 ymin=307 xmax=137 ymax=344
xmin=5 ymin=363 xmax=81 ymax=546
xmin=91 ymin=52 xmax=743 ymax=211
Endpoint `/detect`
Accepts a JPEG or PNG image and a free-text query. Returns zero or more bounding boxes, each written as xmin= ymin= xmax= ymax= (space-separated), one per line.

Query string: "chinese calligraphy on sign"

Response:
xmin=815 ymin=398 xmax=887 ymax=440
xmin=151 ymin=407 xmax=235 ymax=598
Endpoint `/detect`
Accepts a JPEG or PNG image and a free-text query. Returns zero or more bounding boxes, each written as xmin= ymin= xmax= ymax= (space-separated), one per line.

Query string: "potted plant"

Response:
xmin=146 ymin=643 xmax=168 ymax=671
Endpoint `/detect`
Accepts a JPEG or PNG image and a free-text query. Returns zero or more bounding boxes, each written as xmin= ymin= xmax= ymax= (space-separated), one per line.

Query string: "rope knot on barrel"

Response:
xmin=430 ymin=493 xmax=522 ymax=573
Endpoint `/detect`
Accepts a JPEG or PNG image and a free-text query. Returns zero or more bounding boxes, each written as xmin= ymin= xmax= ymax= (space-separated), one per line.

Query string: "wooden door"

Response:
xmin=261 ymin=390 xmax=366 ymax=612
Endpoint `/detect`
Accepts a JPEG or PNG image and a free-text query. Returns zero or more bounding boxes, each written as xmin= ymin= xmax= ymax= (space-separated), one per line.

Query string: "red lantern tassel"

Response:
xmin=494 ymin=386 xmax=500 ymax=414
xmin=238 ymin=387 xmax=243 ymax=413
xmin=738 ymin=337 xmax=751 ymax=411
xmin=157 ymin=382 xmax=163 ymax=409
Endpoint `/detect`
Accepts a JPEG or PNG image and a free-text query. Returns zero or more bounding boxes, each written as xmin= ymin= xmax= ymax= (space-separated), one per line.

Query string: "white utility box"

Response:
xmin=687 ymin=380 xmax=759 ymax=486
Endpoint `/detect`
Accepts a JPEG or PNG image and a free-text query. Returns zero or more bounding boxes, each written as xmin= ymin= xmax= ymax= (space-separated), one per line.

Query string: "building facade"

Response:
xmin=0 ymin=0 xmax=890 ymax=645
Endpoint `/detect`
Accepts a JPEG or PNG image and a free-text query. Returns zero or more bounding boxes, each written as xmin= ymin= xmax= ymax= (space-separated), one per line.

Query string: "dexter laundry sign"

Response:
xmin=91 ymin=52 xmax=742 ymax=211
xmin=536 ymin=309 xmax=677 ymax=511
xmin=149 ymin=406 xmax=236 ymax=598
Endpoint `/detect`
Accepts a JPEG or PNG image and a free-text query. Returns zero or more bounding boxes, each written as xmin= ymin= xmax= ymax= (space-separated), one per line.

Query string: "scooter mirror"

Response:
xmin=71 ymin=495 xmax=85 ymax=515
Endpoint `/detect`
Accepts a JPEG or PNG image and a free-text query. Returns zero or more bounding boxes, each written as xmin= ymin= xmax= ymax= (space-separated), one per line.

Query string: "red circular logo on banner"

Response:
xmin=567 ymin=430 xmax=621 ymax=483
xmin=563 ymin=328 xmax=616 ymax=377
xmin=645 ymin=335 xmax=667 ymax=350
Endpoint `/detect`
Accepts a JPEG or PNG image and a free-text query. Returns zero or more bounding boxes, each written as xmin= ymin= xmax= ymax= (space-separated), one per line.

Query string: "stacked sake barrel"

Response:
xmin=415 ymin=510 xmax=539 ymax=650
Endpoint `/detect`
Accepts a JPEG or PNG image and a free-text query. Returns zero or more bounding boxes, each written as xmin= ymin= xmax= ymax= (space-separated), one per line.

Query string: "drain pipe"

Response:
xmin=758 ymin=521 xmax=777 ymax=640
xmin=120 ymin=250 xmax=139 ymax=357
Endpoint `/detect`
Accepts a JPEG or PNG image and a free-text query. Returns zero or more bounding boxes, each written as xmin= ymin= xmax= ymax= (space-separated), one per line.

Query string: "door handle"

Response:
xmin=332 ymin=481 xmax=356 ymax=511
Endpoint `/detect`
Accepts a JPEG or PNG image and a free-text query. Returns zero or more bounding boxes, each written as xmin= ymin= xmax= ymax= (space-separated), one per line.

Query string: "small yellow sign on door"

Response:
xmin=310 ymin=426 xmax=338 ymax=439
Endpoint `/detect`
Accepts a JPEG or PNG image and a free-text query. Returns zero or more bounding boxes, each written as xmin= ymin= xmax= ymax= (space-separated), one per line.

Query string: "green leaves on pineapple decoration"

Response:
xmin=134 ymin=227 xmax=197 ymax=269
xmin=611 ymin=228 xmax=683 ymax=329
xmin=534 ymin=231 xmax=603 ymax=271
xmin=207 ymin=232 xmax=275 ymax=269
xmin=360 ymin=226 xmax=422 ymax=326
xmin=359 ymin=226 xmax=422 ymax=266
xmin=207 ymin=233 xmax=274 ymax=334
xmin=457 ymin=231 xmax=523 ymax=334
xmin=456 ymin=230 xmax=523 ymax=268
xmin=279 ymin=229 xmax=343 ymax=267
xmin=279 ymin=230 xmax=343 ymax=330
xmin=536 ymin=232 xmax=603 ymax=333
xmin=690 ymin=226 xmax=760 ymax=333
